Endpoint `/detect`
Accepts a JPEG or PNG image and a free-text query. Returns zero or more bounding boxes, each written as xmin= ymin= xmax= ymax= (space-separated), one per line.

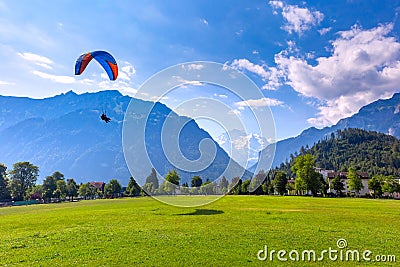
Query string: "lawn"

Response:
xmin=0 ymin=196 xmax=399 ymax=266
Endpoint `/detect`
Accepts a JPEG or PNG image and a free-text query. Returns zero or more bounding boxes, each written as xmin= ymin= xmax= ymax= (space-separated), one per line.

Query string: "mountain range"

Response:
xmin=2 ymin=89 xmax=400 ymax=185
xmin=252 ymin=92 xmax=400 ymax=172
xmin=0 ymin=90 xmax=250 ymax=185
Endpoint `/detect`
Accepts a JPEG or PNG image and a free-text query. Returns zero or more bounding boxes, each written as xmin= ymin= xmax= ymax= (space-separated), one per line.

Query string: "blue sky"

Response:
xmin=1 ymin=0 xmax=400 ymax=141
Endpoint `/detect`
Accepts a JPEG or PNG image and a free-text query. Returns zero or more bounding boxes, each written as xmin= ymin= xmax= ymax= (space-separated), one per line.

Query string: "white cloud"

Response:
xmin=275 ymin=23 xmax=400 ymax=126
xmin=318 ymin=27 xmax=332 ymax=35
xmin=236 ymin=29 xmax=244 ymax=36
xmin=17 ymin=52 xmax=53 ymax=69
xmin=269 ymin=1 xmax=324 ymax=35
xmin=269 ymin=0 xmax=284 ymax=9
xmin=235 ymin=98 xmax=284 ymax=108
xmin=231 ymin=59 xmax=269 ymax=79
xmin=230 ymin=58 xmax=284 ymax=90
xmin=32 ymin=71 xmax=75 ymax=84
xmin=213 ymin=93 xmax=228 ymax=99
xmin=119 ymin=61 xmax=136 ymax=81
xmin=172 ymin=75 xmax=204 ymax=87
xmin=184 ymin=63 xmax=205 ymax=71
xmin=0 ymin=80 xmax=15 ymax=86
xmin=228 ymin=109 xmax=242 ymax=116
xmin=187 ymin=63 xmax=204 ymax=70
xmin=98 ymin=80 xmax=137 ymax=95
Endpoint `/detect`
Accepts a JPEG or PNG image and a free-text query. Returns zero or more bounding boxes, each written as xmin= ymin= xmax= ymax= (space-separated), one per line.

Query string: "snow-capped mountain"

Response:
xmin=215 ymin=129 xmax=268 ymax=169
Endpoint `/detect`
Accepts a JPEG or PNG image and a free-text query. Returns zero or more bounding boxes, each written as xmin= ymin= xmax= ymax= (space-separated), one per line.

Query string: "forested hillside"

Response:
xmin=277 ymin=128 xmax=400 ymax=177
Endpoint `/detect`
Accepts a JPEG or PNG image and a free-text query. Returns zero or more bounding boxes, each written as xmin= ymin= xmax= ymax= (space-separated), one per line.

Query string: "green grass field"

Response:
xmin=0 ymin=196 xmax=399 ymax=266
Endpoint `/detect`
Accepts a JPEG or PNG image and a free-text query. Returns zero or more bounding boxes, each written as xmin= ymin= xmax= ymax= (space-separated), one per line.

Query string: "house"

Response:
xmin=327 ymin=172 xmax=370 ymax=196
xmin=315 ymin=168 xmax=334 ymax=180
xmin=89 ymin=182 xmax=105 ymax=193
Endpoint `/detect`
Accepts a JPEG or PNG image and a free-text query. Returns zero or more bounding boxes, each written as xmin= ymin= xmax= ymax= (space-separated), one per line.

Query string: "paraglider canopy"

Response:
xmin=75 ymin=50 xmax=118 ymax=80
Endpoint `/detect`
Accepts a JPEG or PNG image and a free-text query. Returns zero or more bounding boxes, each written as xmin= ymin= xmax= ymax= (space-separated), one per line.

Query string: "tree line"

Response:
xmin=2 ymin=160 xmax=399 ymax=203
xmin=0 ymin=161 xmax=143 ymax=203
xmin=278 ymin=128 xmax=400 ymax=177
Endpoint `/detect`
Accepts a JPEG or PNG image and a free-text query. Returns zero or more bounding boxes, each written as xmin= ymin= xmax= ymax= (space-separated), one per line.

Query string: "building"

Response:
xmin=315 ymin=168 xmax=334 ymax=180
xmin=89 ymin=182 xmax=105 ymax=193
xmin=327 ymin=172 xmax=370 ymax=196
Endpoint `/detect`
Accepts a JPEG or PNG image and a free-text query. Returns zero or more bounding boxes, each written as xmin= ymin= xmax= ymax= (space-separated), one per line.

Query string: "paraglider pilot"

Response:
xmin=101 ymin=112 xmax=111 ymax=123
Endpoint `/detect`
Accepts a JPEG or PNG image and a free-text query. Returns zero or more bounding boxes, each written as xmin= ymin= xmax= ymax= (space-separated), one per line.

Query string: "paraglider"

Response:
xmin=75 ymin=50 xmax=118 ymax=80
xmin=100 ymin=111 xmax=111 ymax=123
xmin=75 ymin=50 xmax=118 ymax=123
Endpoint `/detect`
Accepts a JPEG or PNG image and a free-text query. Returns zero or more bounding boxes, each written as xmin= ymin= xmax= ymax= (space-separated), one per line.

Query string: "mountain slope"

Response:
xmin=276 ymin=128 xmax=400 ymax=177
xmin=0 ymin=90 xmax=250 ymax=185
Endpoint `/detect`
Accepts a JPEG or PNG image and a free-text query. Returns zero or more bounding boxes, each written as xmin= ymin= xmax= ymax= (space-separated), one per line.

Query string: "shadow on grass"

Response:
xmin=176 ymin=209 xmax=224 ymax=216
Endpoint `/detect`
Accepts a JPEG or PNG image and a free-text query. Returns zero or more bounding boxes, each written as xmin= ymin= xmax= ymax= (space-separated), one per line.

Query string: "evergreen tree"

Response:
xmin=250 ymin=170 xmax=266 ymax=195
xmin=191 ymin=176 xmax=203 ymax=187
xmin=0 ymin=163 xmax=10 ymax=200
xmin=145 ymin=168 xmax=159 ymax=189
xmin=126 ymin=177 xmax=141 ymax=196
xmin=219 ymin=176 xmax=229 ymax=193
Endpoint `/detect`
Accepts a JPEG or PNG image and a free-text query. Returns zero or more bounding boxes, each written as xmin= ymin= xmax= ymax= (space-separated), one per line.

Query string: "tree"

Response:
xmin=51 ymin=171 xmax=65 ymax=181
xmin=42 ymin=176 xmax=57 ymax=202
xmin=219 ymin=176 xmax=229 ymax=194
xmin=126 ymin=177 xmax=141 ymax=196
xmin=200 ymin=180 xmax=214 ymax=195
xmin=241 ymin=179 xmax=250 ymax=194
xmin=189 ymin=186 xmax=198 ymax=195
xmin=145 ymin=168 xmax=159 ymax=189
xmin=78 ymin=183 xmax=94 ymax=200
xmin=26 ymin=185 xmax=43 ymax=200
xmin=249 ymin=171 xmax=266 ymax=195
xmin=42 ymin=171 xmax=66 ymax=202
xmin=191 ymin=176 xmax=203 ymax=187
xmin=347 ymin=167 xmax=364 ymax=196
xmin=0 ymin=163 xmax=10 ymax=200
xmin=286 ymin=182 xmax=295 ymax=195
xmin=66 ymin=178 xmax=78 ymax=201
xmin=368 ymin=175 xmax=384 ymax=198
xmin=229 ymin=177 xmax=242 ymax=195
xmin=163 ymin=170 xmax=180 ymax=195
xmin=332 ymin=176 xmax=345 ymax=197
xmin=229 ymin=176 xmax=241 ymax=194
xmin=291 ymin=154 xmax=321 ymax=196
xmin=142 ymin=182 xmax=154 ymax=195
xmin=294 ymin=177 xmax=307 ymax=195
xmin=56 ymin=179 xmax=67 ymax=201
xmin=165 ymin=170 xmax=180 ymax=185
xmin=273 ymin=171 xmax=287 ymax=195
xmin=382 ymin=175 xmax=398 ymax=198
xmin=181 ymin=182 xmax=189 ymax=195
xmin=105 ymin=179 xmax=122 ymax=198
xmin=9 ymin=162 xmax=39 ymax=201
